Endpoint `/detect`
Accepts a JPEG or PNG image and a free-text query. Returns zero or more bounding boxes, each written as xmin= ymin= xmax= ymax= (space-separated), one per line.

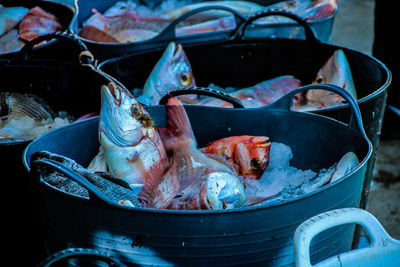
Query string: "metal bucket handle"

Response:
xmin=233 ymin=9 xmax=320 ymax=43
xmin=268 ymin=84 xmax=368 ymax=139
xmin=38 ymin=248 xmax=125 ymax=267
xmin=14 ymin=32 xmax=94 ymax=66
xmin=31 ymin=157 xmax=122 ymax=207
xmin=294 ymin=208 xmax=400 ymax=267
xmin=151 ymin=5 xmax=247 ymax=42
xmin=158 ymin=87 xmax=245 ymax=108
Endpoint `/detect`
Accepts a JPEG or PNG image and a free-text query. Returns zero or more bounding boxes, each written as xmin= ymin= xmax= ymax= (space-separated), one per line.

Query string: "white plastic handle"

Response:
xmin=294 ymin=208 xmax=396 ymax=267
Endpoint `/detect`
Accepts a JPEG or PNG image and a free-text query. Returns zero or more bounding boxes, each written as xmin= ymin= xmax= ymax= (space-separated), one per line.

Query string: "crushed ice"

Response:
xmin=245 ymin=142 xmax=328 ymax=204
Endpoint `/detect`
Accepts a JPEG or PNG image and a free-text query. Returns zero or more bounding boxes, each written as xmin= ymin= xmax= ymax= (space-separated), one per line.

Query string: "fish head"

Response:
xmin=304 ymin=49 xmax=357 ymax=109
xmin=201 ymin=172 xmax=245 ymax=210
xmin=234 ymin=136 xmax=271 ymax=179
xmin=140 ymin=42 xmax=196 ymax=105
xmin=313 ymin=49 xmax=357 ymax=99
xmin=99 ymin=82 xmax=154 ymax=148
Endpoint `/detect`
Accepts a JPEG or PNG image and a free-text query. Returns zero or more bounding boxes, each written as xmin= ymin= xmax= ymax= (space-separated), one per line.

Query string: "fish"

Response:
xmin=137 ymin=42 xmax=197 ymax=106
xmin=255 ymin=0 xmax=337 ymax=24
xmin=32 ymin=150 xmax=142 ymax=207
xmin=330 ymin=151 xmax=359 ymax=183
xmin=161 ymin=1 xmax=263 ymax=22
xmin=294 ymin=49 xmax=357 ymax=110
xmin=79 ymin=5 xmax=170 ymax=43
xmin=97 ymin=82 xmax=168 ymax=186
xmin=140 ymin=96 xmax=245 ymax=210
xmin=200 ymin=135 xmax=271 ymax=180
xmin=112 ymin=28 xmax=158 ymax=43
xmin=18 ymin=6 xmax=64 ymax=42
xmin=0 ymin=92 xmax=72 ymax=142
xmin=0 ymin=6 xmax=29 ymax=37
xmin=0 ymin=92 xmax=57 ymax=121
xmin=176 ymin=16 xmax=236 ymax=36
xmin=302 ymin=0 xmax=337 ymax=20
xmin=196 ymin=75 xmax=302 ymax=108
xmin=0 ymin=29 xmax=25 ymax=54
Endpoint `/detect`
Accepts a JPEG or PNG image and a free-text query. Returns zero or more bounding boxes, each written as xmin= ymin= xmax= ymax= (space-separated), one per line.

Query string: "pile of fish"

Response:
xmin=136 ymin=41 xmax=356 ymax=110
xmin=0 ymin=4 xmax=64 ymax=54
xmin=0 ymin=92 xmax=95 ymax=143
xmin=35 ymin=82 xmax=359 ymax=211
xmin=79 ymin=0 xmax=337 ymax=43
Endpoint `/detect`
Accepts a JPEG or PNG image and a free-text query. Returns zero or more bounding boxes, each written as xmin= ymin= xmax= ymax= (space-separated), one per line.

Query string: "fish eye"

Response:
xmin=130 ymin=104 xmax=142 ymax=119
xmin=315 ymin=75 xmax=326 ymax=84
xmin=250 ymin=158 xmax=261 ymax=170
xmin=179 ymin=72 xmax=192 ymax=87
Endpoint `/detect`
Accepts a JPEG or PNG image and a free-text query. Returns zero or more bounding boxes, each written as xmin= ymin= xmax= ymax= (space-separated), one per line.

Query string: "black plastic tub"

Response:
xmin=72 ymin=0 xmax=337 ymax=61
xmin=24 ymin=85 xmax=372 ymax=266
xmin=0 ymin=33 xmax=119 ymax=266
xmin=99 ymin=11 xmax=391 ymax=211
xmin=0 ymin=0 xmax=77 ymax=59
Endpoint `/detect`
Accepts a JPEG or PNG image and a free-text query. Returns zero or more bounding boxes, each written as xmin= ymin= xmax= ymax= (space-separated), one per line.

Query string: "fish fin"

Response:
xmin=159 ymin=96 xmax=196 ymax=150
xmin=87 ymin=146 xmax=108 ymax=172
xmin=204 ymin=153 xmax=236 ymax=173
xmin=6 ymin=93 xmax=56 ymax=120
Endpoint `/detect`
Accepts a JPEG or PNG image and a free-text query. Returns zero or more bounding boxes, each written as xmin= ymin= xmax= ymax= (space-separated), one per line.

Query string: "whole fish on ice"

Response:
xmin=200 ymin=135 xmax=271 ymax=180
xmin=140 ymin=96 xmax=245 ymax=210
xmin=0 ymin=6 xmax=29 ymax=37
xmin=0 ymin=92 xmax=71 ymax=142
xmin=18 ymin=6 xmax=64 ymax=42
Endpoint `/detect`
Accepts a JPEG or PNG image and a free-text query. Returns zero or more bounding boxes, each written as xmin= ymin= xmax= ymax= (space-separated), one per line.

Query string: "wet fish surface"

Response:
xmin=94 ymin=82 xmax=168 ymax=186
xmin=140 ymin=96 xmax=246 ymax=210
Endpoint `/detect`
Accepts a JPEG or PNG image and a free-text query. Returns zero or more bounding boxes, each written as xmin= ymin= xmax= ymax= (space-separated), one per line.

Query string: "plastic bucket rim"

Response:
xmin=22 ymin=107 xmax=373 ymax=215
xmin=97 ymin=37 xmax=391 ymax=113
xmin=70 ymin=2 xmax=338 ymax=46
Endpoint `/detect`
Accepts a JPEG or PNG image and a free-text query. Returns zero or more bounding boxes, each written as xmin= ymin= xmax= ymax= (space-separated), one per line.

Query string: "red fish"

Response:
xmin=18 ymin=7 xmax=63 ymax=42
xmin=140 ymin=96 xmax=245 ymax=210
xmin=303 ymin=0 xmax=337 ymax=20
xmin=200 ymin=135 xmax=271 ymax=180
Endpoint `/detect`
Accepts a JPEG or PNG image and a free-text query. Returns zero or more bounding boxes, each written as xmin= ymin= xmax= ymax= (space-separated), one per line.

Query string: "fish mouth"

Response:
xmin=167 ymin=42 xmax=184 ymax=64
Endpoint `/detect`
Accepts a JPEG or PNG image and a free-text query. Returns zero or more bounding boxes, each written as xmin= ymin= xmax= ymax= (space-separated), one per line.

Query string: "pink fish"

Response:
xmin=294 ymin=49 xmax=356 ymax=111
xmin=303 ymin=0 xmax=337 ymax=20
xmin=18 ymin=6 xmax=64 ymax=42
xmin=140 ymin=97 xmax=245 ymax=210
xmin=197 ymin=75 xmax=302 ymax=108
xmin=176 ymin=16 xmax=236 ymax=36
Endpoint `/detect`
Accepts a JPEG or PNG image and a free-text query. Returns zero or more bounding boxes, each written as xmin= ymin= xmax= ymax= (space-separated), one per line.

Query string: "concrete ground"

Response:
xmin=331 ymin=0 xmax=400 ymax=239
